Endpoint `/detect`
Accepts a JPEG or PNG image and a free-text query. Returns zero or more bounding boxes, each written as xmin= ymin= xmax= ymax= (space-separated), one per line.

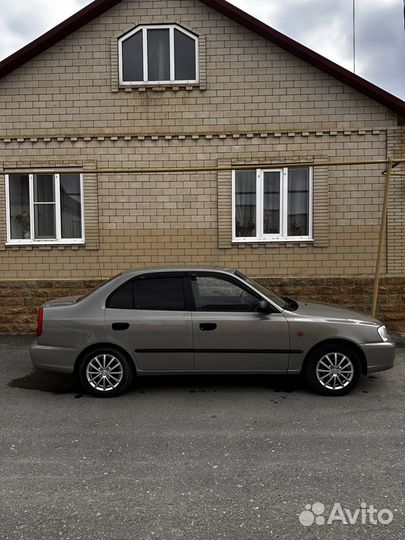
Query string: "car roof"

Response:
xmin=119 ymin=266 xmax=238 ymax=278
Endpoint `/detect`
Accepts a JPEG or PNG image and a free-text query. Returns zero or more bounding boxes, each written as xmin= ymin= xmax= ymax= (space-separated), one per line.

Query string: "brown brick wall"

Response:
xmin=0 ymin=276 xmax=403 ymax=335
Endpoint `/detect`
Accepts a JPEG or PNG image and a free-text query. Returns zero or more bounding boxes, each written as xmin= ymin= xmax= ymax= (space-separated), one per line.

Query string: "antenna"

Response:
xmin=353 ymin=0 xmax=356 ymax=73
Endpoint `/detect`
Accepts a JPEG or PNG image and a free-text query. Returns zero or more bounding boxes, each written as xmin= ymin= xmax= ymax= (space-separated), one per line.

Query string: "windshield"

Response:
xmin=235 ymin=271 xmax=290 ymax=309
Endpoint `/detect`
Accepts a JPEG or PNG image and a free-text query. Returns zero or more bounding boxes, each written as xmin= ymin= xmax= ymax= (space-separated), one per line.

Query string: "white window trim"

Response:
xmin=5 ymin=172 xmax=85 ymax=246
xmin=118 ymin=24 xmax=199 ymax=86
xmin=232 ymin=167 xmax=313 ymax=243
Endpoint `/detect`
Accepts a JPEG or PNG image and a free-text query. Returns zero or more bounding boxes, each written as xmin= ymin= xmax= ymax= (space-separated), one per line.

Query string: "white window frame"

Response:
xmin=5 ymin=171 xmax=85 ymax=246
xmin=232 ymin=167 xmax=313 ymax=243
xmin=118 ymin=24 xmax=199 ymax=85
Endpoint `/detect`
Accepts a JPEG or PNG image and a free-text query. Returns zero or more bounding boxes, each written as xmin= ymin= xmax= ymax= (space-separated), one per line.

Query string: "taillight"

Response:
xmin=37 ymin=308 xmax=44 ymax=337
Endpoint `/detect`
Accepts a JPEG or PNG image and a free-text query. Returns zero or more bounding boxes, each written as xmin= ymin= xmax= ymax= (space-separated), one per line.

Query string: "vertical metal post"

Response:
xmin=353 ymin=0 xmax=356 ymax=73
xmin=371 ymin=160 xmax=392 ymax=317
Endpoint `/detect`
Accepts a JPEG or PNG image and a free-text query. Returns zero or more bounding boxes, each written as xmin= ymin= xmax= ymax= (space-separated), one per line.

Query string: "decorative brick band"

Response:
xmin=0 ymin=129 xmax=385 ymax=146
xmin=0 ymin=276 xmax=403 ymax=334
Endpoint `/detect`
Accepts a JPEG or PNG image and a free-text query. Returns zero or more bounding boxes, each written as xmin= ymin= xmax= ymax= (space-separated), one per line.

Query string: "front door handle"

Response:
xmin=112 ymin=322 xmax=129 ymax=331
xmin=199 ymin=323 xmax=217 ymax=331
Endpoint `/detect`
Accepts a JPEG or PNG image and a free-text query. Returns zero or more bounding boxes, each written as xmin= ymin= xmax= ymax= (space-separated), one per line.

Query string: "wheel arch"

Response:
xmin=73 ymin=342 xmax=137 ymax=377
xmin=301 ymin=338 xmax=367 ymax=376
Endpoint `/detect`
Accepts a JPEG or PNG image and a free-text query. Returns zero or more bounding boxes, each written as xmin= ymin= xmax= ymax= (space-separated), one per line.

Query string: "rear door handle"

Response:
xmin=112 ymin=322 xmax=129 ymax=331
xmin=199 ymin=323 xmax=217 ymax=331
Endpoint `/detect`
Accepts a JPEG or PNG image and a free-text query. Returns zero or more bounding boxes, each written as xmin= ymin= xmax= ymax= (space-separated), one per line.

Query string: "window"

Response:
xmin=106 ymin=280 xmax=134 ymax=309
xmin=5 ymin=173 xmax=84 ymax=244
xmin=233 ymin=167 xmax=312 ymax=242
xmin=133 ymin=277 xmax=185 ymax=310
xmin=107 ymin=276 xmax=185 ymax=311
xmin=191 ymin=275 xmax=260 ymax=312
xmin=119 ymin=25 xmax=198 ymax=84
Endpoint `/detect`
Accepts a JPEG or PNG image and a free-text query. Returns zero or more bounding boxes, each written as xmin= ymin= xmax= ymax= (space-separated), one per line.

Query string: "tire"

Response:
xmin=78 ymin=347 xmax=133 ymax=398
xmin=305 ymin=343 xmax=361 ymax=396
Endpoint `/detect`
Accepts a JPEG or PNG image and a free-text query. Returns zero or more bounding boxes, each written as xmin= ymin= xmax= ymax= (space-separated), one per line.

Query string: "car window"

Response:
xmin=106 ymin=276 xmax=185 ymax=310
xmin=133 ymin=276 xmax=185 ymax=310
xmin=106 ymin=279 xmax=133 ymax=309
xmin=191 ymin=276 xmax=259 ymax=312
xmin=234 ymin=270 xmax=287 ymax=309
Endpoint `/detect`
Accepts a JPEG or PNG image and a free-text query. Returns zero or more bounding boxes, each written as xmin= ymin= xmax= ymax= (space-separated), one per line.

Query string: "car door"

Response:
xmin=105 ymin=272 xmax=193 ymax=372
xmin=189 ymin=272 xmax=290 ymax=372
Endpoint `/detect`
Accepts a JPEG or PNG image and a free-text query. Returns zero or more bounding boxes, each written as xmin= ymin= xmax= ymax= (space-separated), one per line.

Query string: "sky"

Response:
xmin=0 ymin=0 xmax=403 ymax=99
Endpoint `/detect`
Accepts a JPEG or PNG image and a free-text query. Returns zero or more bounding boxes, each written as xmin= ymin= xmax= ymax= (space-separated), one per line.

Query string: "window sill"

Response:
xmin=6 ymin=241 xmax=85 ymax=249
xmin=232 ymin=238 xmax=314 ymax=244
xmin=118 ymin=82 xmax=202 ymax=92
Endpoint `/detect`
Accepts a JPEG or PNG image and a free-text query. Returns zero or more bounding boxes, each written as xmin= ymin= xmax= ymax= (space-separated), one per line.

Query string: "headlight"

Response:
xmin=377 ymin=325 xmax=390 ymax=342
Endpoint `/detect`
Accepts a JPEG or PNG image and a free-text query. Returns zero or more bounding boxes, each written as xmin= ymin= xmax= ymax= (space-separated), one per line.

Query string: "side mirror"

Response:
xmin=256 ymin=300 xmax=273 ymax=314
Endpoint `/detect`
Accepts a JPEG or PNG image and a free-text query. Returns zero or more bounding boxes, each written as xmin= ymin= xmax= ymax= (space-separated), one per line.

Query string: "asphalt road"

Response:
xmin=0 ymin=336 xmax=404 ymax=540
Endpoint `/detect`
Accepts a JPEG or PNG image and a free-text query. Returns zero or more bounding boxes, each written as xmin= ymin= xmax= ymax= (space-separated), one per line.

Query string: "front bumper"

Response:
xmin=361 ymin=341 xmax=396 ymax=373
xmin=30 ymin=340 xmax=78 ymax=374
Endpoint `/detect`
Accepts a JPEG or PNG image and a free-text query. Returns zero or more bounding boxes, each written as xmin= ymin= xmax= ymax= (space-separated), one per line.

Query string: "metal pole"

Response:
xmin=371 ymin=159 xmax=393 ymax=317
xmin=353 ymin=0 xmax=356 ymax=73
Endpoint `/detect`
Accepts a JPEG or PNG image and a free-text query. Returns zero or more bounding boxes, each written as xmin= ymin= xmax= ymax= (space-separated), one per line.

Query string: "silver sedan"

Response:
xmin=30 ymin=267 xmax=395 ymax=397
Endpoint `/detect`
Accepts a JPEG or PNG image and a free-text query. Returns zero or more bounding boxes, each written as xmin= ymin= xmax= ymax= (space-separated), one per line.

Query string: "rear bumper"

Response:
xmin=30 ymin=340 xmax=78 ymax=374
xmin=362 ymin=341 xmax=396 ymax=373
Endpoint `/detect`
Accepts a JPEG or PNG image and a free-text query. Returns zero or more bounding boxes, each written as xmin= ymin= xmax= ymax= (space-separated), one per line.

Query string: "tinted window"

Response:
xmin=133 ymin=277 xmax=185 ymax=310
xmin=106 ymin=280 xmax=133 ymax=309
xmin=192 ymin=276 xmax=259 ymax=312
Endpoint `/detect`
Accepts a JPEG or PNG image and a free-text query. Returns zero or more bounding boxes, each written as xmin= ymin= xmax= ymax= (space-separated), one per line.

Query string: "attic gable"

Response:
xmin=0 ymin=0 xmax=403 ymax=120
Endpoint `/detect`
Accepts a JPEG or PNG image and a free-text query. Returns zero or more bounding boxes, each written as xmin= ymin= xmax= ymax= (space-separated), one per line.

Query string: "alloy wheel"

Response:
xmin=316 ymin=352 xmax=354 ymax=391
xmin=86 ymin=353 xmax=124 ymax=392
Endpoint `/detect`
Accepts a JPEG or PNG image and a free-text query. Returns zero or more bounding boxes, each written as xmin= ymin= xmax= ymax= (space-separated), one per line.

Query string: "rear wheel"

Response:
xmin=305 ymin=344 xmax=361 ymax=396
xmin=78 ymin=347 xmax=133 ymax=397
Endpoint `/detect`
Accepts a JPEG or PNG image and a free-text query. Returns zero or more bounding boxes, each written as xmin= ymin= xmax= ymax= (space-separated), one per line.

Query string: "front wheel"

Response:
xmin=305 ymin=344 xmax=361 ymax=396
xmin=78 ymin=347 xmax=133 ymax=397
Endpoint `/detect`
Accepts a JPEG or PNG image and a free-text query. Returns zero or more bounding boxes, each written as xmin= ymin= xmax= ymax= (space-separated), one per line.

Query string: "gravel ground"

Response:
xmin=0 ymin=336 xmax=404 ymax=540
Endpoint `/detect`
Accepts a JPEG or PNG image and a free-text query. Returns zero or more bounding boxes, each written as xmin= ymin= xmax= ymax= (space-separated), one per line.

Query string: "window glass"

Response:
xmin=174 ymin=29 xmax=196 ymax=80
xmin=33 ymin=174 xmax=56 ymax=239
xmin=288 ymin=168 xmax=309 ymax=236
xmin=235 ymin=170 xmax=256 ymax=237
xmin=122 ymin=31 xmax=144 ymax=82
xmin=263 ymin=171 xmax=281 ymax=234
xmin=133 ymin=277 xmax=185 ymax=310
xmin=106 ymin=280 xmax=133 ymax=309
xmin=60 ymin=174 xmax=82 ymax=239
xmin=34 ymin=174 xmax=54 ymax=202
xmin=192 ymin=276 xmax=259 ymax=312
xmin=9 ymin=175 xmax=30 ymax=240
xmin=34 ymin=204 xmax=56 ymax=239
xmin=147 ymin=29 xmax=170 ymax=81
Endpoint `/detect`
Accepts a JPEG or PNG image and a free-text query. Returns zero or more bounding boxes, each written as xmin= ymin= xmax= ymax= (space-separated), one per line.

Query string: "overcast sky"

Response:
xmin=0 ymin=0 xmax=403 ymax=98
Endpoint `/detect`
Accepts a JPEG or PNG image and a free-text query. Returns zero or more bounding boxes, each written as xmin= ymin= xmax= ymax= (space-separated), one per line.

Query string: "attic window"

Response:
xmin=119 ymin=25 xmax=198 ymax=85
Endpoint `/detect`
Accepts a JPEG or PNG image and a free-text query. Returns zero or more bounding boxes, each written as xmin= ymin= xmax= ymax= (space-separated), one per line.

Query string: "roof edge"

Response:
xmin=200 ymin=0 xmax=405 ymax=117
xmin=0 ymin=0 xmax=123 ymax=78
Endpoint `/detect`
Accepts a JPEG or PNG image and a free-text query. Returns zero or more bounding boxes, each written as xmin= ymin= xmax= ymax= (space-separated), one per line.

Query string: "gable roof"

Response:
xmin=0 ymin=0 xmax=404 ymax=118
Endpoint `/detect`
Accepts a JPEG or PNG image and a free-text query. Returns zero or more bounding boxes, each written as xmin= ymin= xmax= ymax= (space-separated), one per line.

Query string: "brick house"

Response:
xmin=0 ymin=0 xmax=404 ymax=334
